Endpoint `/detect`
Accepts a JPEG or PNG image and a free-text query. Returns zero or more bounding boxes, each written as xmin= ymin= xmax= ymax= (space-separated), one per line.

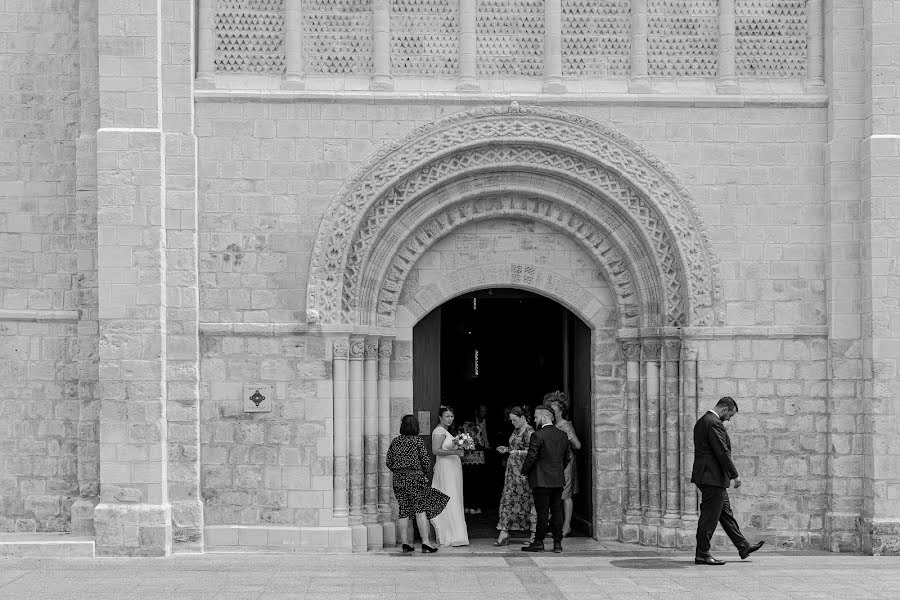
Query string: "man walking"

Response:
xmin=692 ymin=396 xmax=764 ymax=565
xmin=520 ymin=406 xmax=569 ymax=553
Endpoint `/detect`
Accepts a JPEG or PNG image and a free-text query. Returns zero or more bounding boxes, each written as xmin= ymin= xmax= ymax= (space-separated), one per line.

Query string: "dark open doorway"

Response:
xmin=413 ymin=288 xmax=593 ymax=539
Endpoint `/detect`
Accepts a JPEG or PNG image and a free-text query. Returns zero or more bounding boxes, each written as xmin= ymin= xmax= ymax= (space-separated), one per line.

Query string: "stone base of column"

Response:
xmin=381 ymin=519 xmax=396 ymax=547
xmin=543 ymin=76 xmax=567 ymax=94
xmin=203 ymin=525 xmax=353 ymax=552
xmin=282 ymin=74 xmax=306 ymax=90
xmin=370 ymin=74 xmax=394 ymax=91
xmin=194 ymin=73 xmax=216 ymax=90
xmin=824 ymin=512 xmax=861 ymax=553
xmin=595 ymin=519 xmax=619 ymax=541
xmin=94 ymin=502 xmax=171 ymax=557
xmin=456 ymin=77 xmax=480 ymax=92
xmin=365 ymin=522 xmax=383 ymax=550
xmin=351 ymin=523 xmax=368 ymax=552
xmin=628 ymin=76 xmax=653 ymax=94
xmin=171 ymin=499 xmax=204 ymax=554
xmin=620 ymin=512 xmax=642 ymax=543
xmin=71 ymin=497 xmax=98 ymax=536
xmin=716 ymin=76 xmax=741 ymax=95
xmin=658 ymin=516 xmax=682 ymax=548
xmin=862 ymin=518 xmax=900 ymax=556
xmin=639 ymin=523 xmax=660 ymax=546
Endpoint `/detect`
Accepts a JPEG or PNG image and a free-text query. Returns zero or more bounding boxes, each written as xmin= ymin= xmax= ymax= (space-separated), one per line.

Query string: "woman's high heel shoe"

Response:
xmin=493 ymin=533 xmax=509 ymax=546
xmin=401 ymin=543 xmax=415 ymax=553
xmin=421 ymin=544 xmax=438 ymax=553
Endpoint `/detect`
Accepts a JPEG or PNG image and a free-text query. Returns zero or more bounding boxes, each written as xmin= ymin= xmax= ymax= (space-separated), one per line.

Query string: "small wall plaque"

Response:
xmin=243 ymin=384 xmax=274 ymax=413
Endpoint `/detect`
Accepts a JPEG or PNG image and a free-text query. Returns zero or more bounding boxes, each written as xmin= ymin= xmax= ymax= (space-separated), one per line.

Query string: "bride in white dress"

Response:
xmin=430 ymin=406 xmax=470 ymax=546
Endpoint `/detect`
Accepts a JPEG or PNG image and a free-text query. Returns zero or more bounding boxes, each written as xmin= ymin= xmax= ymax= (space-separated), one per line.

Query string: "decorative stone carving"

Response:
xmin=214 ymin=0 xmax=286 ymax=74
xmin=735 ymin=0 xmax=807 ymax=78
xmin=648 ymin=0 xmax=717 ymax=77
xmin=562 ymin=0 xmax=630 ymax=76
xmin=303 ymin=0 xmax=374 ymax=75
xmin=363 ymin=194 xmax=642 ymax=327
xmin=663 ymin=339 xmax=681 ymax=362
xmin=364 ymin=339 xmax=379 ymax=359
xmin=307 ymin=105 xmax=721 ymax=328
xmin=642 ymin=341 xmax=662 ymax=362
xmin=378 ymin=340 xmax=393 ymax=359
xmin=349 ymin=339 xmax=365 ymax=359
xmin=390 ymin=0 xmax=459 ymax=76
xmin=621 ymin=341 xmax=642 ymax=362
xmin=333 ymin=339 xmax=349 ymax=358
xmin=476 ymin=0 xmax=545 ymax=77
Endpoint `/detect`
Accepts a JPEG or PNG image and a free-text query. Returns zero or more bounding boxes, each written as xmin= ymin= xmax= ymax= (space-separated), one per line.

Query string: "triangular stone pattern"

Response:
xmin=735 ymin=0 xmax=807 ymax=77
xmin=303 ymin=0 xmax=374 ymax=74
xmin=561 ymin=0 xmax=631 ymax=77
xmin=476 ymin=0 xmax=545 ymax=77
xmin=647 ymin=0 xmax=717 ymax=77
xmin=391 ymin=0 xmax=460 ymax=76
xmin=214 ymin=0 xmax=286 ymax=73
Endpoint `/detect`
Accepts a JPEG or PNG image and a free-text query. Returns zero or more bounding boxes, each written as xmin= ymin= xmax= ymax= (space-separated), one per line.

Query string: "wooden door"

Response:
xmin=569 ymin=314 xmax=593 ymax=535
xmin=412 ymin=306 xmax=441 ymax=474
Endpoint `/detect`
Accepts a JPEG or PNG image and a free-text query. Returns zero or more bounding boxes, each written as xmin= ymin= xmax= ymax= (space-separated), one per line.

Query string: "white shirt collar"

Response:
xmin=707 ymin=409 xmax=720 ymax=419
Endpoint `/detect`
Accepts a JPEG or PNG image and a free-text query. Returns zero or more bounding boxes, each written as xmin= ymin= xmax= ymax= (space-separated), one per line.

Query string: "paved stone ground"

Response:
xmin=0 ymin=540 xmax=897 ymax=600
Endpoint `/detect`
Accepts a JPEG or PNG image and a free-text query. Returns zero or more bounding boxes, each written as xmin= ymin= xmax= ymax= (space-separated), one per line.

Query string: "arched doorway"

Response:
xmin=413 ymin=288 xmax=593 ymax=538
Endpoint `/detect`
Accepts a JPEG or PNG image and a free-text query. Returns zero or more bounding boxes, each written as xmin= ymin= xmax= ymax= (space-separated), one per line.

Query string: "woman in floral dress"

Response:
xmin=494 ymin=406 xmax=535 ymax=546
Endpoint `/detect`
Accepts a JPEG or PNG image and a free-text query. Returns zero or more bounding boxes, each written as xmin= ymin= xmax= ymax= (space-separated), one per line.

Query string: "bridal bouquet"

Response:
xmin=453 ymin=432 xmax=476 ymax=451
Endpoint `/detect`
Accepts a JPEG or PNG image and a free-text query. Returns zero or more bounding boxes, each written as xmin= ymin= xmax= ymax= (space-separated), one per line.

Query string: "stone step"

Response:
xmin=0 ymin=533 xmax=95 ymax=557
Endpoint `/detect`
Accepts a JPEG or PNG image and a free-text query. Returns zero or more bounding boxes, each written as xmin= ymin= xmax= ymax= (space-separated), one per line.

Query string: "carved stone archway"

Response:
xmin=316 ymin=105 xmax=718 ymax=551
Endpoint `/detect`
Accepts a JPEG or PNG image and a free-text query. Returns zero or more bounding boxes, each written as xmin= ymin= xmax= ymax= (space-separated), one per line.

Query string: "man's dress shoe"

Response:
xmin=521 ymin=543 xmax=545 ymax=552
xmin=739 ymin=541 xmax=765 ymax=560
xmin=694 ymin=556 xmax=726 ymax=565
xmin=552 ymin=542 xmax=563 ymax=553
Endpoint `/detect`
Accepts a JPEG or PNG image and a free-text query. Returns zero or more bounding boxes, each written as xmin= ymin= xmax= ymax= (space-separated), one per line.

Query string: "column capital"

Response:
xmin=642 ymin=340 xmax=662 ymax=361
xmin=364 ymin=338 xmax=379 ymax=359
xmin=349 ymin=337 xmax=365 ymax=359
xmin=333 ymin=339 xmax=350 ymax=359
xmin=662 ymin=339 xmax=681 ymax=362
xmin=621 ymin=340 xmax=642 ymax=361
xmin=378 ymin=338 xmax=394 ymax=359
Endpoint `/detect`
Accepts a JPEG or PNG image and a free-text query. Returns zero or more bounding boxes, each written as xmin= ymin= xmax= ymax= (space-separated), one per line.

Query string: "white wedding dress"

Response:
xmin=430 ymin=425 xmax=469 ymax=546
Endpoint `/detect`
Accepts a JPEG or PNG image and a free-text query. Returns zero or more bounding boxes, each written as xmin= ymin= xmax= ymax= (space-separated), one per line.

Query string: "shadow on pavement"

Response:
xmin=609 ymin=558 xmax=694 ymax=569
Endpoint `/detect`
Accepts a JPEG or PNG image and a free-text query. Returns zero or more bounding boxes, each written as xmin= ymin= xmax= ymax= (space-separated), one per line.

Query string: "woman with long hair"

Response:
xmin=494 ymin=406 xmax=535 ymax=546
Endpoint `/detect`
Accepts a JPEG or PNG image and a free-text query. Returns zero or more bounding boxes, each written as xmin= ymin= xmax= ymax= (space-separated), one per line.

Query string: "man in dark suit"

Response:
xmin=520 ymin=406 xmax=570 ymax=553
xmin=692 ymin=396 xmax=764 ymax=565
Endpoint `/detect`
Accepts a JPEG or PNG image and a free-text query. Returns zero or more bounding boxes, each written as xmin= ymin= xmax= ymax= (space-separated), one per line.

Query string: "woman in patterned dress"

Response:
xmin=386 ymin=414 xmax=449 ymax=553
xmin=494 ymin=406 xmax=535 ymax=546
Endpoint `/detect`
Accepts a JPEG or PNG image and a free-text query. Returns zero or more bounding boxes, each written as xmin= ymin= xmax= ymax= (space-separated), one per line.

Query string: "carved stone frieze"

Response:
xmin=307 ymin=105 xmax=721 ymax=328
xmin=214 ymin=0 xmax=286 ymax=74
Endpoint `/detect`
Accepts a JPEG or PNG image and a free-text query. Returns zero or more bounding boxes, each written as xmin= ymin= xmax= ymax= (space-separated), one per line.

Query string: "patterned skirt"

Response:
xmin=392 ymin=471 xmax=450 ymax=520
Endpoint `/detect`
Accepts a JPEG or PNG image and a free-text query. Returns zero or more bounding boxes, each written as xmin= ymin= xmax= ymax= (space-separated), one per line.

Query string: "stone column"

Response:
xmin=716 ymin=0 xmax=740 ymax=94
xmin=621 ymin=340 xmax=641 ymax=543
xmin=628 ymin=0 xmax=652 ymax=93
xmin=378 ymin=338 xmax=395 ymax=546
xmin=332 ymin=339 xmax=350 ymax=520
xmin=805 ymin=0 xmax=825 ymax=92
xmin=543 ymin=0 xmax=565 ymax=93
xmin=371 ymin=0 xmax=393 ymax=90
xmin=679 ymin=344 xmax=699 ymax=548
xmin=196 ymin=0 xmax=216 ymax=88
xmin=660 ymin=339 xmax=682 ymax=547
xmin=457 ymin=0 xmax=479 ymax=91
xmin=94 ymin=0 xmax=171 ymax=557
xmin=640 ymin=340 xmax=662 ymax=546
xmin=348 ymin=336 xmax=366 ymax=550
xmin=363 ymin=338 xmax=382 ymax=549
xmin=283 ymin=0 xmax=305 ymax=89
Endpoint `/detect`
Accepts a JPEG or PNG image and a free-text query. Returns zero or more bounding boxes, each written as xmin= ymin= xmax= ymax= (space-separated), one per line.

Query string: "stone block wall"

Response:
xmin=0 ymin=0 xmax=88 ymax=533
xmin=199 ymin=331 xmax=333 ymax=531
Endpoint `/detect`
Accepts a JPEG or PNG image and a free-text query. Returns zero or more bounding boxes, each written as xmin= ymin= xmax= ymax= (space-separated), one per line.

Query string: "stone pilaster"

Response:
xmin=716 ymin=0 xmax=740 ymax=94
xmin=628 ymin=0 xmax=652 ymax=93
xmin=371 ymin=0 xmax=393 ymax=90
xmin=94 ymin=0 xmax=171 ymax=557
xmin=332 ymin=339 xmax=350 ymax=521
xmin=660 ymin=339 xmax=682 ymax=547
xmin=348 ymin=336 xmax=366 ymax=550
xmin=805 ymin=0 xmax=825 ymax=92
xmin=378 ymin=338 xmax=396 ymax=546
xmin=621 ymin=340 xmax=641 ymax=543
xmin=543 ymin=0 xmax=565 ymax=93
xmin=363 ymin=338 xmax=382 ymax=549
xmin=72 ymin=0 xmax=101 ymax=538
xmin=640 ymin=340 xmax=662 ymax=546
xmin=679 ymin=344 xmax=699 ymax=548
xmin=457 ymin=0 xmax=479 ymax=91
xmin=283 ymin=0 xmax=305 ymax=89
xmin=196 ymin=0 xmax=216 ymax=88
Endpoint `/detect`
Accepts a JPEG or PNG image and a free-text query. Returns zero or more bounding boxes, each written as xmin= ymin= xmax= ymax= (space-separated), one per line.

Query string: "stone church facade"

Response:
xmin=1 ymin=0 xmax=899 ymax=557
